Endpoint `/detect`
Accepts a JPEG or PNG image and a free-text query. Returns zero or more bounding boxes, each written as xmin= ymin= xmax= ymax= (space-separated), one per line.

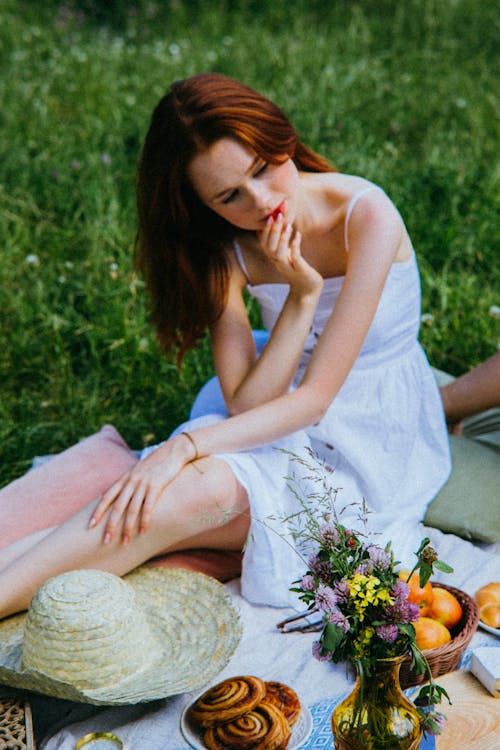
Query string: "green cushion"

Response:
xmin=424 ymin=435 xmax=500 ymax=543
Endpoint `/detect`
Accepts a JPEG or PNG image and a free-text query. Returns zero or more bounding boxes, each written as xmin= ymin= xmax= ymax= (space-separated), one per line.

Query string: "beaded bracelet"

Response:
xmin=181 ymin=430 xmax=199 ymax=461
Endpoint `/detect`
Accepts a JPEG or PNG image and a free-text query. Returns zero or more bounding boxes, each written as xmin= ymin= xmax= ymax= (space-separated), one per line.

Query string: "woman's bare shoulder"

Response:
xmin=314 ymin=172 xmax=380 ymax=199
xmin=301 ymin=172 xmax=384 ymax=223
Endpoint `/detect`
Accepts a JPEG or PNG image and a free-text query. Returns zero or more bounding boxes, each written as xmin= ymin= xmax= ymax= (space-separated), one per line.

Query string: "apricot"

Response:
xmin=398 ymin=570 xmax=434 ymax=616
xmin=414 ymin=617 xmax=451 ymax=650
xmin=428 ymin=587 xmax=463 ymax=629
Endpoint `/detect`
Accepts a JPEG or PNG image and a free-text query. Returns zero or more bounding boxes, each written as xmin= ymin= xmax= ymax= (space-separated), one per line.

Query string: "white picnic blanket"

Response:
xmin=40 ymin=531 xmax=499 ymax=750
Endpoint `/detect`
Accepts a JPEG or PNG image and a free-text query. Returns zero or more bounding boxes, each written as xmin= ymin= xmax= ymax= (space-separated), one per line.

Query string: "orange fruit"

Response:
xmin=428 ymin=588 xmax=463 ymax=629
xmin=398 ymin=570 xmax=434 ymax=616
xmin=413 ymin=617 xmax=451 ymax=650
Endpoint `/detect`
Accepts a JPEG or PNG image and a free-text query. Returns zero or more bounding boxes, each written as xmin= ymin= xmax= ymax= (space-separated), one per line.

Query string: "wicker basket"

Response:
xmin=0 ymin=697 xmax=35 ymax=749
xmin=399 ymin=582 xmax=479 ymax=688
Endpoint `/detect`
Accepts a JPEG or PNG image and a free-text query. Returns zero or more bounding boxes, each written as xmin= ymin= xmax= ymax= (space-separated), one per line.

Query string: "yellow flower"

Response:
xmin=348 ymin=574 xmax=393 ymax=620
xmin=353 ymin=626 xmax=375 ymax=658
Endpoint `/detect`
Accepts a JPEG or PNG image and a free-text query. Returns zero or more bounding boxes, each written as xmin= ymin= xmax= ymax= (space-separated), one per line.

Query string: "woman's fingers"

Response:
xmin=117 ymin=477 xmax=166 ymax=542
xmin=101 ymin=480 xmax=138 ymax=543
xmin=87 ymin=437 xmax=189 ymax=544
xmin=119 ymin=483 xmax=148 ymax=544
xmin=94 ymin=471 xmax=169 ymax=543
xmin=88 ymin=474 xmax=130 ymax=528
xmin=288 ymin=228 xmax=302 ymax=268
xmin=137 ymin=485 xmax=161 ymax=535
xmin=290 ymin=229 xmax=302 ymax=259
xmin=260 ymin=215 xmax=297 ymax=264
xmin=260 ymin=214 xmax=287 ymax=251
xmin=259 ymin=218 xmax=319 ymax=294
xmin=275 ymin=222 xmax=294 ymax=260
xmin=259 ymin=216 xmax=273 ymax=246
xmin=271 ymin=223 xmax=302 ymax=273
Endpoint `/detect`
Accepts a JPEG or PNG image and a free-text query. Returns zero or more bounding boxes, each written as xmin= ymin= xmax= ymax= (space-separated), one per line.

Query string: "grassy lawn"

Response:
xmin=1 ymin=0 xmax=498 ymax=485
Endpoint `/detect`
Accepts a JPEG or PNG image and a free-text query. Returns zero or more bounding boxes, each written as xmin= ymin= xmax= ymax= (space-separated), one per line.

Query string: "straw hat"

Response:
xmin=0 ymin=567 xmax=241 ymax=705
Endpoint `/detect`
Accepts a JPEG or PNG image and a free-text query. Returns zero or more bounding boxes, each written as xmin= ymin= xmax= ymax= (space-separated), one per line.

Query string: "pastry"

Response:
xmin=202 ymin=699 xmax=291 ymax=750
xmin=264 ymin=682 xmax=301 ymax=726
xmin=189 ymin=676 xmax=267 ymax=728
xmin=475 ymin=582 xmax=500 ymax=629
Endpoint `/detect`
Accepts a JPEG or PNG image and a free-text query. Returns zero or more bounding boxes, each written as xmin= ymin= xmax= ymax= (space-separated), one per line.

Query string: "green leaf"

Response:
xmin=418 ymin=563 xmax=432 ymax=587
xmin=417 ymin=683 xmax=452 ymax=706
xmin=398 ymin=623 xmax=415 ymax=637
xmin=434 ymin=560 xmax=454 ymax=574
xmin=409 ymin=642 xmax=427 ymax=675
xmin=321 ymin=622 xmax=345 ymax=652
xmin=416 ymin=538 xmax=431 ymax=555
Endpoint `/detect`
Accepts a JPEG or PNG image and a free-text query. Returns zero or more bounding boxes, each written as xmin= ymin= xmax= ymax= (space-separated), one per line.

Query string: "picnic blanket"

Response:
xmin=2 ymin=530 xmax=496 ymax=749
xmin=2 ymin=358 xmax=498 ymax=747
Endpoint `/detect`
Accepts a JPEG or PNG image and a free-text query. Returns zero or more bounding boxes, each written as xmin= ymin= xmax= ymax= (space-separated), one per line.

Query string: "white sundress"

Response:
xmin=148 ymin=186 xmax=452 ymax=608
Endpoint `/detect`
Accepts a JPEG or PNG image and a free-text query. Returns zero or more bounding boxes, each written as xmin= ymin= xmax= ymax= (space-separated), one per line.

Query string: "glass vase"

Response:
xmin=331 ymin=656 xmax=423 ymax=749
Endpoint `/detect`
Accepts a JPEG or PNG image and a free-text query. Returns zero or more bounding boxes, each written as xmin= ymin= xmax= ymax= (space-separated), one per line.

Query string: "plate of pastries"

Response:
xmin=181 ymin=675 xmax=312 ymax=750
xmin=475 ymin=582 xmax=500 ymax=637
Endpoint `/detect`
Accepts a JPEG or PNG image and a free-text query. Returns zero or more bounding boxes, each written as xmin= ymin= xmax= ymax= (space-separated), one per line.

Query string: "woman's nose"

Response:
xmin=247 ymin=183 xmax=270 ymax=210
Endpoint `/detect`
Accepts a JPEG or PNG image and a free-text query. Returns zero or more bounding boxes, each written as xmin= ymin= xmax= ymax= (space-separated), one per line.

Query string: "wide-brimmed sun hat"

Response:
xmin=0 ymin=566 xmax=241 ymax=705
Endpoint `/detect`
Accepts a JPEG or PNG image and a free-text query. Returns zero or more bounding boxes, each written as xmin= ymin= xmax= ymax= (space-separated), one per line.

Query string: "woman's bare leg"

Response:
xmin=0 ymin=456 xmax=249 ymax=618
xmin=0 ymin=425 xmax=137 ymax=548
xmin=0 ymin=528 xmax=54 ymax=571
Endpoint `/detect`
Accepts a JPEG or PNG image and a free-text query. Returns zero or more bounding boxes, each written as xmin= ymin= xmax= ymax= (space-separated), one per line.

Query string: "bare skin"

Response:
xmin=0 ymin=456 xmax=248 ymax=618
xmin=0 ymin=139 xmax=414 ymax=618
xmin=440 ymin=351 xmax=500 ymax=433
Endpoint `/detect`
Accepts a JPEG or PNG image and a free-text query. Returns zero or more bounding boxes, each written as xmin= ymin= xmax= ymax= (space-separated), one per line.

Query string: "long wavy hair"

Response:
xmin=136 ymin=72 xmax=334 ymax=363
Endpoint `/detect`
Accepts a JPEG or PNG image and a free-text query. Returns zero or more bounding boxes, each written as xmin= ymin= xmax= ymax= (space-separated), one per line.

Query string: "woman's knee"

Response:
xmin=157 ymin=459 xmax=250 ymax=553
xmin=165 ymin=457 xmax=248 ymax=528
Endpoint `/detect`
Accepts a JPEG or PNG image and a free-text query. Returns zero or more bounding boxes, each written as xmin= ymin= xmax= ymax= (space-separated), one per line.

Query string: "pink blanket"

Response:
xmin=0 ymin=425 xmax=242 ymax=582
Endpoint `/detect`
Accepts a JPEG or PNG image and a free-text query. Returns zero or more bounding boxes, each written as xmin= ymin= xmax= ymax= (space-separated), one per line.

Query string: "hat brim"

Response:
xmin=0 ymin=567 xmax=241 ymax=705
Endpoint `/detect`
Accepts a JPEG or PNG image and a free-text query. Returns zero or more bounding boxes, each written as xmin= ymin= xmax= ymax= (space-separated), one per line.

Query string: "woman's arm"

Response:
xmin=212 ymin=218 xmax=323 ymax=415
xmin=91 ymin=191 xmax=404 ymax=538
xmin=197 ymin=190 xmax=405 ymax=453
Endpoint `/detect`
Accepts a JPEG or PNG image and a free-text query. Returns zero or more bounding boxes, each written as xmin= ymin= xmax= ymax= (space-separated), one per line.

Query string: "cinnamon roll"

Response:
xmin=188 ymin=676 xmax=267 ymax=728
xmin=264 ymin=681 xmax=301 ymax=726
xmin=202 ymin=699 xmax=291 ymax=750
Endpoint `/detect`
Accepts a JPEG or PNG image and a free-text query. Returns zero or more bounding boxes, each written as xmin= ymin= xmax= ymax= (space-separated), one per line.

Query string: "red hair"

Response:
xmin=136 ymin=73 xmax=334 ymax=363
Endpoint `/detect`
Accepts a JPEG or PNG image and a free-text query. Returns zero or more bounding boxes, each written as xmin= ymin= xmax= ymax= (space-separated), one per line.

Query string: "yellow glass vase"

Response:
xmin=331 ymin=656 xmax=423 ymax=749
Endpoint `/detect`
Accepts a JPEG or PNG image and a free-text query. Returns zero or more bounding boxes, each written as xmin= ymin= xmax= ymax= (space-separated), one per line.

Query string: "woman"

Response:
xmin=0 ymin=73 xmax=451 ymax=617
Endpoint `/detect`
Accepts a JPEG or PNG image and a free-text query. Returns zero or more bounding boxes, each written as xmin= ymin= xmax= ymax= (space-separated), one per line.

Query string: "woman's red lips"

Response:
xmin=270 ymin=202 xmax=285 ymax=221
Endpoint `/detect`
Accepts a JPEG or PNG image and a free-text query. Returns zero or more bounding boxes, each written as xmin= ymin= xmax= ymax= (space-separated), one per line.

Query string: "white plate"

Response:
xmin=478 ymin=620 xmax=500 ymax=638
xmin=180 ymin=697 xmax=313 ymax=750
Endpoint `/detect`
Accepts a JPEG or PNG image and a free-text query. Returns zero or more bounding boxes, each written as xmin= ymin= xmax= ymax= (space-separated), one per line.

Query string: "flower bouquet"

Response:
xmin=281 ymin=451 xmax=453 ymax=743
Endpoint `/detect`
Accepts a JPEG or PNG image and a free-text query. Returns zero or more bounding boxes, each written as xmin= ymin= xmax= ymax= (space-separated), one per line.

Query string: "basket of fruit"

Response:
xmin=399 ymin=575 xmax=479 ymax=688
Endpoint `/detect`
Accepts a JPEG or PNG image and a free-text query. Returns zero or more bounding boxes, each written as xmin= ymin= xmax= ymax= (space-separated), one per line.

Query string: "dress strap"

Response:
xmin=344 ymin=186 xmax=381 ymax=252
xmin=233 ymin=240 xmax=251 ymax=284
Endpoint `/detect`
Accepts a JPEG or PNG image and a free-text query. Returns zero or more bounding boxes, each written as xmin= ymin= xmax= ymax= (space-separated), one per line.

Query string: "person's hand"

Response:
xmin=258 ymin=214 xmax=323 ymax=297
xmin=88 ymin=434 xmax=195 ymax=544
xmin=446 ymin=419 xmax=463 ymax=436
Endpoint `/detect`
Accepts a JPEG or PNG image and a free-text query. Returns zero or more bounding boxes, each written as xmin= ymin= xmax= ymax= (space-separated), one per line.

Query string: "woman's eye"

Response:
xmin=222 ymin=190 xmax=238 ymax=205
xmin=255 ymin=162 xmax=268 ymax=176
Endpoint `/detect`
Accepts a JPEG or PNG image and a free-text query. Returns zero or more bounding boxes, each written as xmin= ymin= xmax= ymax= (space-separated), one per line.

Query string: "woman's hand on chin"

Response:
xmin=258 ymin=215 xmax=323 ymax=298
xmin=87 ymin=434 xmax=196 ymax=544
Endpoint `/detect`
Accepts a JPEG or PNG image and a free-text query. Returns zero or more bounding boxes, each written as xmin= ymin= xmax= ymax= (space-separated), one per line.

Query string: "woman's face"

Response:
xmin=187 ymin=137 xmax=299 ymax=231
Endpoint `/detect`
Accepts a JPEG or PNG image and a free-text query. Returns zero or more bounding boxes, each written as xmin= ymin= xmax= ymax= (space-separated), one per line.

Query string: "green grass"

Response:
xmin=1 ymin=0 xmax=498 ymax=485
